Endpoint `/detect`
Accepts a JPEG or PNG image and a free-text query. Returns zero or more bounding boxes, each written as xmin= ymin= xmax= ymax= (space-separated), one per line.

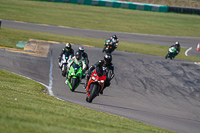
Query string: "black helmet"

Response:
xmin=111 ymin=35 xmax=118 ymax=43
xmin=79 ymin=46 xmax=84 ymax=53
xmin=65 ymin=43 xmax=71 ymax=49
xmin=104 ymin=53 xmax=112 ymax=65
xmin=75 ymin=50 xmax=82 ymax=60
xmin=112 ymin=35 xmax=118 ymax=40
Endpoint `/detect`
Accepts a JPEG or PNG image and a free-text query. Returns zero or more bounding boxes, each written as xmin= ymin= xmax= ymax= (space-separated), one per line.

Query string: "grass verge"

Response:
xmin=0 ymin=69 xmax=175 ymax=133
xmin=0 ymin=0 xmax=200 ymax=37
xmin=1 ymin=27 xmax=200 ymax=62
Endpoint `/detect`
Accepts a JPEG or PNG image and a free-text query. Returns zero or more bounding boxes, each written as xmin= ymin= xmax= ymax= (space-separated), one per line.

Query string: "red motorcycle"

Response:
xmin=86 ymin=68 xmax=106 ymax=103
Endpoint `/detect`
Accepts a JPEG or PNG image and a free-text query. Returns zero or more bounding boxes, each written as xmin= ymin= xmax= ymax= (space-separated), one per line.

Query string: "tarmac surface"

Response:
xmin=1 ymin=20 xmax=200 ymax=133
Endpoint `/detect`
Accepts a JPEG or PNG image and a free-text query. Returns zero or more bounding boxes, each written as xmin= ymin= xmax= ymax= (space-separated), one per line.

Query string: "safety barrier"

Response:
xmin=35 ymin=0 xmax=200 ymax=15
xmin=36 ymin=0 xmax=168 ymax=13
xmin=168 ymin=6 xmax=200 ymax=15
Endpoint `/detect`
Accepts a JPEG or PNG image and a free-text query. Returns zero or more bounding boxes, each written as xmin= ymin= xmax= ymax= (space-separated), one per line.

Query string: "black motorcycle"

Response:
xmin=102 ymin=41 xmax=117 ymax=54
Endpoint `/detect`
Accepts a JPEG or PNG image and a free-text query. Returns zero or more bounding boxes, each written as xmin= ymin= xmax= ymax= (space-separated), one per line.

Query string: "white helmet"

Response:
xmin=65 ymin=43 xmax=71 ymax=49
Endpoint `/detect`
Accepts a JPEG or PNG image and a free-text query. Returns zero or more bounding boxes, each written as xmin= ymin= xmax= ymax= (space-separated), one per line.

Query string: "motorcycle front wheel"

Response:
xmin=165 ymin=53 xmax=169 ymax=59
xmin=62 ymin=65 xmax=67 ymax=77
xmin=70 ymin=78 xmax=78 ymax=92
xmin=87 ymin=84 xmax=98 ymax=103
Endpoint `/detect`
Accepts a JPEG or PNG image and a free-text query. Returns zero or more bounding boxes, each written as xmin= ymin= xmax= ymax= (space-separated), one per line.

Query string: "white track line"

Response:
xmin=48 ymin=46 xmax=54 ymax=96
xmin=194 ymin=62 xmax=200 ymax=66
xmin=185 ymin=47 xmax=192 ymax=56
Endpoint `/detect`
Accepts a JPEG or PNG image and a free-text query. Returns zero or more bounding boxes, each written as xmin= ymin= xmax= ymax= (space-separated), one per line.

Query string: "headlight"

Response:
xmin=92 ymin=76 xmax=97 ymax=81
xmin=98 ymin=80 xmax=104 ymax=83
xmin=71 ymin=73 xmax=74 ymax=75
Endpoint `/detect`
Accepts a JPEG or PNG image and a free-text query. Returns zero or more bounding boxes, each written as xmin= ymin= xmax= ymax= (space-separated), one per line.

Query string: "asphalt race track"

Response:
xmin=1 ymin=20 xmax=200 ymax=133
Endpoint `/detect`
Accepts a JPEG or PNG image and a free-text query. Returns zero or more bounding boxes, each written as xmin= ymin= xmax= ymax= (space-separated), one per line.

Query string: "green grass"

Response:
xmin=1 ymin=27 xmax=200 ymax=62
xmin=0 ymin=69 xmax=175 ymax=133
xmin=0 ymin=0 xmax=200 ymax=37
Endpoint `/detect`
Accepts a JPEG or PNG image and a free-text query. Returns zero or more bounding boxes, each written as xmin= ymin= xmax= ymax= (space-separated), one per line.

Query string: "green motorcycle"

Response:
xmin=165 ymin=46 xmax=177 ymax=60
xmin=66 ymin=64 xmax=83 ymax=92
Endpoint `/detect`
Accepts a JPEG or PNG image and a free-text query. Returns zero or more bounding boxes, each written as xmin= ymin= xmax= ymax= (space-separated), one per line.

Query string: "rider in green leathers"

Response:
xmin=65 ymin=51 xmax=87 ymax=84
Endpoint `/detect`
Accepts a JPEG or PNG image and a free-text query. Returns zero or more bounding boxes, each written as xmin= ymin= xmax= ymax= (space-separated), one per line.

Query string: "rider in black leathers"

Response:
xmin=78 ymin=46 xmax=89 ymax=71
xmin=84 ymin=53 xmax=114 ymax=94
xmin=58 ymin=43 xmax=74 ymax=62
xmin=102 ymin=35 xmax=119 ymax=53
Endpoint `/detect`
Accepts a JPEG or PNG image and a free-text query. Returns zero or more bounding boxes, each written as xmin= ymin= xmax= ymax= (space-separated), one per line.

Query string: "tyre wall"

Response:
xmin=36 ymin=0 xmax=200 ymax=15
xmin=36 ymin=0 xmax=168 ymax=12
xmin=168 ymin=6 xmax=200 ymax=15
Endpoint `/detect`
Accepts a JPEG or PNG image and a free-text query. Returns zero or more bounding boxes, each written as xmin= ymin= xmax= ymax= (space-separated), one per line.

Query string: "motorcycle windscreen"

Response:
xmin=96 ymin=67 xmax=105 ymax=77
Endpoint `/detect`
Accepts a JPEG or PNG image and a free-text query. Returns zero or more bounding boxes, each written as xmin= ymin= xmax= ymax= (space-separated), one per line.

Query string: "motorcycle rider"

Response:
xmin=65 ymin=51 xmax=87 ymax=84
xmin=172 ymin=41 xmax=181 ymax=55
xmin=58 ymin=43 xmax=74 ymax=63
xmin=167 ymin=41 xmax=181 ymax=59
xmin=102 ymin=35 xmax=119 ymax=52
xmin=78 ymin=46 xmax=89 ymax=71
xmin=84 ymin=53 xmax=114 ymax=94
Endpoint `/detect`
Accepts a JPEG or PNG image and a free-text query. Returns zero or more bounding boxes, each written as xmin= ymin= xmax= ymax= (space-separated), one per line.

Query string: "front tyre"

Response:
xmin=62 ymin=65 xmax=67 ymax=77
xmin=70 ymin=78 xmax=78 ymax=92
xmin=165 ymin=53 xmax=169 ymax=59
xmin=87 ymin=84 xmax=98 ymax=103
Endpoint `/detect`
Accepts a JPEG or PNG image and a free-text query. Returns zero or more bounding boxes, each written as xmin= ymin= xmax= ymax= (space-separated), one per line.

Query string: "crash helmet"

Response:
xmin=65 ymin=43 xmax=71 ymax=50
xmin=75 ymin=50 xmax=82 ymax=61
xmin=79 ymin=46 xmax=85 ymax=53
xmin=175 ymin=41 xmax=180 ymax=47
xmin=111 ymin=35 xmax=118 ymax=43
xmin=104 ymin=53 xmax=112 ymax=65
xmin=175 ymin=41 xmax=180 ymax=49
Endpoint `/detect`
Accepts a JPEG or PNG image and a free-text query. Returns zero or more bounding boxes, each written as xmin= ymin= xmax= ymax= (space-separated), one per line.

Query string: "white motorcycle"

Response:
xmin=59 ymin=53 xmax=72 ymax=77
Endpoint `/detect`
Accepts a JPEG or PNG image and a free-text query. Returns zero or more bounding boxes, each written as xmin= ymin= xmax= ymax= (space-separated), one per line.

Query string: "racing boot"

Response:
xmin=65 ymin=79 xmax=68 ymax=85
xmin=83 ymin=80 xmax=88 ymax=90
xmin=83 ymin=83 xmax=87 ymax=90
xmin=100 ymin=88 xmax=104 ymax=95
xmin=102 ymin=47 xmax=106 ymax=52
